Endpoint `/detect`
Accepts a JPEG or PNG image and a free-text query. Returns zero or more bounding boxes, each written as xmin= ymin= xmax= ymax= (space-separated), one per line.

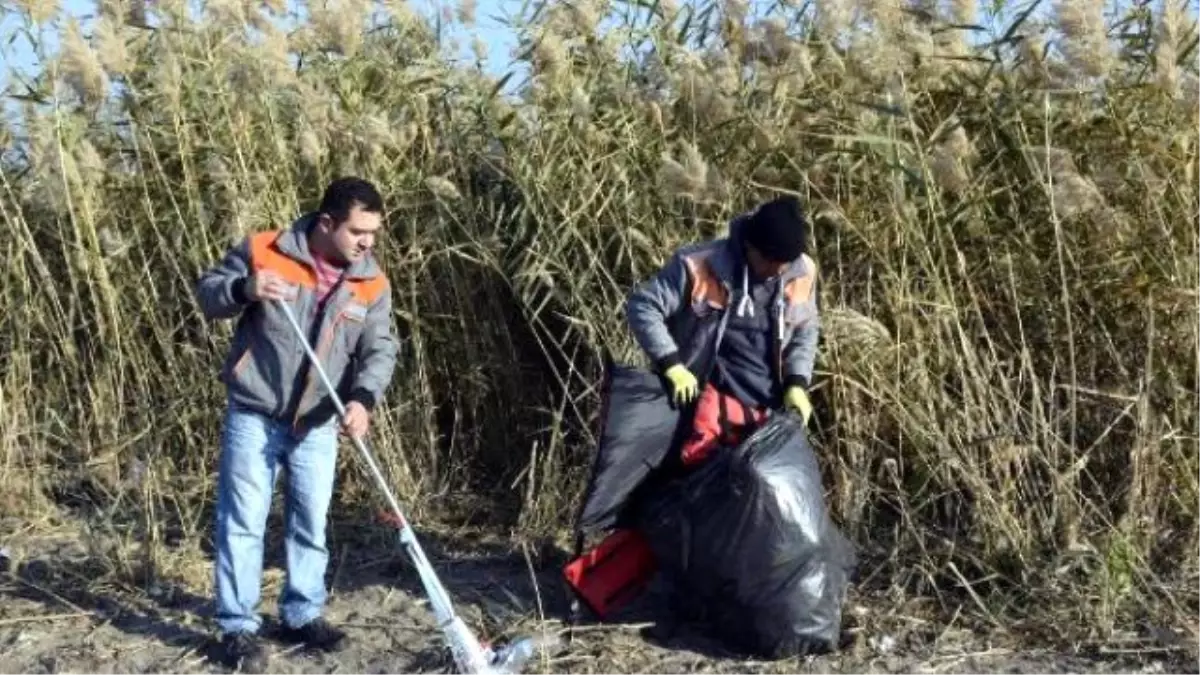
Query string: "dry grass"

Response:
xmin=0 ymin=0 xmax=1197 ymax=655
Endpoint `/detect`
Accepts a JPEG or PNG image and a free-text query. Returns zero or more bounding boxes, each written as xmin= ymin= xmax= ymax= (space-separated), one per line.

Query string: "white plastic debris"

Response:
xmin=868 ymin=634 xmax=897 ymax=654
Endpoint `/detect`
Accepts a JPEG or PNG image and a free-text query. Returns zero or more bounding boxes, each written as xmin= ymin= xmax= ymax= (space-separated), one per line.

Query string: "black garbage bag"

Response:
xmin=572 ymin=362 xmax=686 ymax=535
xmin=565 ymin=362 xmax=687 ymax=623
xmin=567 ymin=361 xmax=855 ymax=657
xmin=632 ymin=410 xmax=857 ymax=658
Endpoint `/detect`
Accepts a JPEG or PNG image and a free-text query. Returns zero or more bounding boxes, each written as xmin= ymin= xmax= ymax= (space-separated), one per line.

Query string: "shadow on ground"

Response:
xmin=0 ymin=516 xmax=745 ymax=670
xmin=317 ymin=511 xmax=765 ymax=664
xmin=0 ymin=545 xmax=218 ymax=671
xmin=0 ymin=515 xmax=594 ymax=672
xmin=4 ymin=517 xmax=1194 ymax=675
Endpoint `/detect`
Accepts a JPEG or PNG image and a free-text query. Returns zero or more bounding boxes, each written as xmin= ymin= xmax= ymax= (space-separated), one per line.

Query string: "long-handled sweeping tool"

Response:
xmin=277 ymin=299 xmax=551 ymax=674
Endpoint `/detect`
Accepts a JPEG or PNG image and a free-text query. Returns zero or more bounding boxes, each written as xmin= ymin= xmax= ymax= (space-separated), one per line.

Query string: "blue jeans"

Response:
xmin=213 ymin=401 xmax=339 ymax=635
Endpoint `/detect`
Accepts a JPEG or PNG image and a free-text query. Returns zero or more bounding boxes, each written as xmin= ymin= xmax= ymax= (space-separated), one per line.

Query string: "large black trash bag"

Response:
xmin=572 ymin=362 xmax=686 ymax=536
xmin=632 ymin=411 xmax=857 ymax=658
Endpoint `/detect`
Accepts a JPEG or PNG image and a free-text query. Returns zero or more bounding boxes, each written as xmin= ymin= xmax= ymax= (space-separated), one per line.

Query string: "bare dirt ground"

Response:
xmin=1 ymin=521 xmax=1196 ymax=675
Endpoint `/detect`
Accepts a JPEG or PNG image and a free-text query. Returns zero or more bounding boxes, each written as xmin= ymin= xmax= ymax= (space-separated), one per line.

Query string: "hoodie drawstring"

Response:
xmin=737 ymin=264 xmax=754 ymax=318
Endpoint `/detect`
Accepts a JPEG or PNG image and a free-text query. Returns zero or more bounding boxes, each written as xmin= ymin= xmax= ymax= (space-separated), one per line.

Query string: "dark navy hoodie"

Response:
xmin=711 ymin=235 xmax=782 ymax=411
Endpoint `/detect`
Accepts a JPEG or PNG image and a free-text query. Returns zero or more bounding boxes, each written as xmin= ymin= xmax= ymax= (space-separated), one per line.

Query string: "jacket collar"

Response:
xmin=274 ymin=212 xmax=382 ymax=281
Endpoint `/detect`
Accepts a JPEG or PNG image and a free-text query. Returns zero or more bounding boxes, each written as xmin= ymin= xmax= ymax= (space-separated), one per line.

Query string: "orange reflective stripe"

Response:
xmin=783 ymin=254 xmax=816 ymax=305
xmin=249 ymin=231 xmax=389 ymax=301
xmin=248 ymin=231 xmax=317 ymax=289
xmin=348 ymin=275 xmax=389 ymax=306
xmin=683 ymin=254 xmax=728 ymax=309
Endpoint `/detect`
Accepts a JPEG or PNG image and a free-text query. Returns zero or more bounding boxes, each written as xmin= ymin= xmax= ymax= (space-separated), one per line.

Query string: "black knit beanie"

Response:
xmin=742 ymin=195 xmax=807 ymax=263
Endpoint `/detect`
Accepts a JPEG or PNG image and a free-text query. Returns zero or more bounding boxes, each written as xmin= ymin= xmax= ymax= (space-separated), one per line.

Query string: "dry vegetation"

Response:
xmin=0 ymin=0 xmax=1198 ymax=662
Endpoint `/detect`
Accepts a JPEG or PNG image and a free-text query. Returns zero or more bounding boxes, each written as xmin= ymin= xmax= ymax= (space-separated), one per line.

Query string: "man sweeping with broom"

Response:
xmin=195 ymin=177 xmax=399 ymax=672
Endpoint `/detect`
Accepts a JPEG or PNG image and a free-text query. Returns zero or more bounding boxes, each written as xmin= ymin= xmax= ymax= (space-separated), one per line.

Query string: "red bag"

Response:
xmin=563 ymin=529 xmax=657 ymax=619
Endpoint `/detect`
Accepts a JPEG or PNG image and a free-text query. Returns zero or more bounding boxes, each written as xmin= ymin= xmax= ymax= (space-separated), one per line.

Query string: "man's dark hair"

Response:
xmin=318 ymin=176 xmax=384 ymax=225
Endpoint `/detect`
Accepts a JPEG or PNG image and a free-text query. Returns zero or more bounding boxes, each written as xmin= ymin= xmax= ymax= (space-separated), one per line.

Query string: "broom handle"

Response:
xmin=275 ymin=299 xmax=459 ymax=629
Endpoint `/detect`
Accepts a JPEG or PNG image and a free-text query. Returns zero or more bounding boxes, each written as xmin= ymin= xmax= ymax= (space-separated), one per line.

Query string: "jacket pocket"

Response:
xmin=227 ymin=308 xmax=292 ymax=415
xmin=227 ymin=338 xmax=281 ymax=414
xmin=336 ymin=301 xmax=369 ymax=351
xmin=306 ymin=301 xmax=367 ymax=398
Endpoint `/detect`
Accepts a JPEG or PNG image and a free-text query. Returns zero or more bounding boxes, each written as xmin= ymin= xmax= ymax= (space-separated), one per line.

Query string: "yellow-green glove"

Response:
xmin=664 ymin=364 xmax=699 ymax=404
xmin=784 ymin=386 xmax=813 ymax=425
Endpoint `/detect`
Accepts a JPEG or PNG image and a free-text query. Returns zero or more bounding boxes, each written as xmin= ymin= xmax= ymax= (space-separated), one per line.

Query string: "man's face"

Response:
xmin=744 ymin=243 xmax=790 ymax=280
xmin=319 ymin=204 xmax=383 ymax=264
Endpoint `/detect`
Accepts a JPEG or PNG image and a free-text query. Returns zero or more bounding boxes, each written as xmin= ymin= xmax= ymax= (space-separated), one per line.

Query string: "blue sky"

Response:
xmin=0 ymin=0 xmax=1052 ymax=88
xmin=1 ymin=0 xmax=527 ymax=88
xmin=0 ymin=0 xmax=535 ymax=132
xmin=2 ymin=0 xmax=1188 ymax=114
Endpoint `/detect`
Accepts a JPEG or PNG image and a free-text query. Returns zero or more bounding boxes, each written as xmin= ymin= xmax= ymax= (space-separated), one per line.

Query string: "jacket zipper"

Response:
xmin=292 ymin=311 xmax=344 ymax=432
xmin=775 ymin=296 xmax=786 ymax=388
xmin=291 ymin=277 xmax=350 ymax=432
